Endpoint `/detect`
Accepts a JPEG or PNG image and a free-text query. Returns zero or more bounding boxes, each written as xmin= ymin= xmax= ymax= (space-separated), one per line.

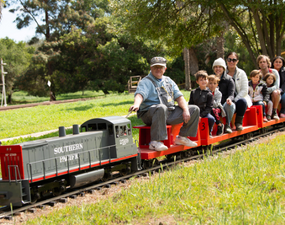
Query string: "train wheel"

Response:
xmin=141 ymin=160 xmax=151 ymax=170
xmin=53 ymin=187 xmax=62 ymax=197
xmin=120 ymin=166 xmax=131 ymax=176
xmin=30 ymin=192 xmax=40 ymax=204
xmin=151 ymin=158 xmax=160 ymax=167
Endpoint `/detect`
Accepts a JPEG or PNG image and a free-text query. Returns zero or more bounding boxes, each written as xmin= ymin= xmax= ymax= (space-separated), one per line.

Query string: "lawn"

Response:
xmin=0 ymin=92 xmax=136 ymax=139
xmin=24 ymin=135 xmax=285 ymax=224
xmin=10 ymin=90 xmax=107 ymax=105
xmin=1 ymin=90 xmax=190 ymax=143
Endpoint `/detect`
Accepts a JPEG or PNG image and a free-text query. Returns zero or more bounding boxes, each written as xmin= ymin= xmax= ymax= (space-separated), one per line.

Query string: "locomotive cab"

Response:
xmin=80 ymin=116 xmax=137 ymax=158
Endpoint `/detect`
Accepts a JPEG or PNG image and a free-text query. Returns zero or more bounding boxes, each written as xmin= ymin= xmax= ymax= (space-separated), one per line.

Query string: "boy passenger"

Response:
xmin=208 ymin=75 xmax=226 ymax=135
xmin=248 ymin=70 xmax=270 ymax=122
xmin=188 ymin=71 xmax=215 ymax=136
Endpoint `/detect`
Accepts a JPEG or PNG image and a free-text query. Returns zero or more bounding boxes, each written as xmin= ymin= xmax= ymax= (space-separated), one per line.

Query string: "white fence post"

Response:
xmin=1 ymin=58 xmax=7 ymax=107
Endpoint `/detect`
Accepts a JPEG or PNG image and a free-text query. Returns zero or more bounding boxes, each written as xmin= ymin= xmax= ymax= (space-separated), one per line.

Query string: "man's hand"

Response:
xmin=182 ymin=110 xmax=190 ymax=123
xmin=129 ymin=105 xmax=140 ymax=112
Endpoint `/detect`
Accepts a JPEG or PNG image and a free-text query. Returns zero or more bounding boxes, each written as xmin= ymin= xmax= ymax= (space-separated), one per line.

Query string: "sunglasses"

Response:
xmin=227 ymin=58 xmax=238 ymax=62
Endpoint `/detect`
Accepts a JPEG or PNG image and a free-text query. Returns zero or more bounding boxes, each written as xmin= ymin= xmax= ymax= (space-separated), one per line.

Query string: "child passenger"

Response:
xmin=207 ymin=75 xmax=226 ymax=135
xmin=248 ymin=70 xmax=270 ymax=122
xmin=263 ymin=72 xmax=276 ymax=121
xmin=188 ymin=70 xmax=215 ymax=136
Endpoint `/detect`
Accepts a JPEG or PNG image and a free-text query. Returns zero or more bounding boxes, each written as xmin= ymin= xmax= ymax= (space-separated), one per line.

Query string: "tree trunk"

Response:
xmin=183 ymin=47 xmax=191 ymax=90
xmin=189 ymin=48 xmax=199 ymax=89
xmin=7 ymin=93 xmax=12 ymax=104
xmin=216 ymin=32 xmax=225 ymax=59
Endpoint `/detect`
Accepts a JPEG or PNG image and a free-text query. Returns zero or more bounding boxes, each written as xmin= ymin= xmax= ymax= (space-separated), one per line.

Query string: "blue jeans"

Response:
xmin=235 ymin=98 xmax=247 ymax=117
xmin=223 ymin=101 xmax=236 ymax=124
xmin=253 ymin=101 xmax=266 ymax=116
xmin=202 ymin=113 xmax=216 ymax=133
xmin=281 ymin=92 xmax=285 ymax=114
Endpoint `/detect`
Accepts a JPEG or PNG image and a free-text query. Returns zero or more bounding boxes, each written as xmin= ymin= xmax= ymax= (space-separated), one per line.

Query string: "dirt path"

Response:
xmin=0 ymin=97 xmax=97 ymax=112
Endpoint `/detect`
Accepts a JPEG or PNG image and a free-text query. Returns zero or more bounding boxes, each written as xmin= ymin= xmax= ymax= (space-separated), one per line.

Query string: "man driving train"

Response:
xmin=129 ymin=57 xmax=199 ymax=151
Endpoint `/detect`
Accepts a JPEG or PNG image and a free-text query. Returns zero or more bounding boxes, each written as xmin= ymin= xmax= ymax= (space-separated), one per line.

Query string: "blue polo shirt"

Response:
xmin=135 ymin=72 xmax=183 ymax=112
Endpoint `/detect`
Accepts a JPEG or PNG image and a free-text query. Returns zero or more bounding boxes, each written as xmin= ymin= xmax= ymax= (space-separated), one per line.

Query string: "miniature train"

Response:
xmin=0 ymin=105 xmax=285 ymax=207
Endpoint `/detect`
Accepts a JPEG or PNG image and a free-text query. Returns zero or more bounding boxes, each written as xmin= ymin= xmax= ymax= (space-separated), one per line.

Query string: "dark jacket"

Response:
xmin=248 ymin=80 xmax=269 ymax=103
xmin=189 ymin=87 xmax=213 ymax=117
xmin=218 ymin=72 xmax=235 ymax=104
xmin=279 ymin=67 xmax=285 ymax=94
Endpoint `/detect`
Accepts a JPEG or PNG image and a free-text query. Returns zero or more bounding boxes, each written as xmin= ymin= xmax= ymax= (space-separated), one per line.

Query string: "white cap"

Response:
xmin=212 ymin=58 xmax=226 ymax=70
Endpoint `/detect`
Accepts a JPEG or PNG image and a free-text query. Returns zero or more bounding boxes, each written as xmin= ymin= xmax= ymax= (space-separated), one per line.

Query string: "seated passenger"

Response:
xmin=257 ymin=55 xmax=280 ymax=119
xmin=129 ymin=56 xmax=200 ymax=151
xmin=212 ymin=58 xmax=236 ymax=133
xmin=188 ymin=71 xmax=215 ymax=136
xmin=226 ymin=52 xmax=252 ymax=130
xmin=248 ymin=70 xmax=270 ymax=122
xmin=263 ymin=72 xmax=277 ymax=121
xmin=208 ymin=75 xmax=226 ymax=135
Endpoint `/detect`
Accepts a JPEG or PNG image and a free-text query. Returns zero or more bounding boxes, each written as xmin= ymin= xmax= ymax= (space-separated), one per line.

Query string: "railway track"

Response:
xmin=1 ymin=124 xmax=283 ymax=221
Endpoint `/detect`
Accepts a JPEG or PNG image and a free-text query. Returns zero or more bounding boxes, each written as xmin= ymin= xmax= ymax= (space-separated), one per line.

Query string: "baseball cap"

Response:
xmin=150 ymin=57 xmax=167 ymax=67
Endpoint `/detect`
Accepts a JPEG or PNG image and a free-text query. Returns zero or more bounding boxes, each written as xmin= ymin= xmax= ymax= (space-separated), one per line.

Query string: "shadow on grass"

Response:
xmin=101 ymin=100 xmax=134 ymax=107
xmin=65 ymin=104 xmax=95 ymax=111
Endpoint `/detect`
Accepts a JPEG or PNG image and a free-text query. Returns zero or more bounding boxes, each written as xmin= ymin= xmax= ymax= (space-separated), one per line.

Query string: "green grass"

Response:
xmin=1 ymin=90 xmax=190 ymax=141
xmin=25 ymin=135 xmax=285 ymax=224
xmin=10 ymin=90 xmax=107 ymax=105
xmin=0 ymin=92 xmax=135 ymax=139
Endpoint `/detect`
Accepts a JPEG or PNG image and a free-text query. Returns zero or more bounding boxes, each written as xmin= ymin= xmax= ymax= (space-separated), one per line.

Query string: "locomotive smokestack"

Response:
xmin=73 ymin=124 xmax=79 ymax=135
xmin=59 ymin=126 xmax=66 ymax=137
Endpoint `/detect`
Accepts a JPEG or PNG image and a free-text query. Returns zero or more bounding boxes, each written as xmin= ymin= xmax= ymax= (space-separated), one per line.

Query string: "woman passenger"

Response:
xmin=212 ymin=58 xmax=235 ymax=133
xmin=226 ymin=52 xmax=252 ymax=130
xmin=271 ymin=56 xmax=285 ymax=118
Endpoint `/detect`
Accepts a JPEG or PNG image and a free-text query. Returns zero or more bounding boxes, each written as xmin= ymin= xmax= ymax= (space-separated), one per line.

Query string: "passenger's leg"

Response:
xmin=140 ymin=104 xmax=168 ymax=141
xmin=167 ymin=104 xmax=200 ymax=137
xmin=280 ymin=92 xmax=285 ymax=116
xmin=272 ymin=90 xmax=281 ymax=119
xmin=202 ymin=113 xmax=215 ymax=134
xmin=223 ymin=101 xmax=236 ymax=133
xmin=235 ymin=98 xmax=247 ymax=130
xmin=267 ymin=100 xmax=273 ymax=119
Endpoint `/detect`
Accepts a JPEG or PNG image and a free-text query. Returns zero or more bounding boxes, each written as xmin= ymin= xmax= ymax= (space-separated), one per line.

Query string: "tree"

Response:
xmin=0 ymin=0 xmax=3 ymax=21
xmin=112 ymin=0 xmax=285 ymax=66
xmin=217 ymin=0 xmax=285 ymax=65
xmin=6 ymin=0 xmax=111 ymax=99
xmin=0 ymin=37 xmax=34 ymax=103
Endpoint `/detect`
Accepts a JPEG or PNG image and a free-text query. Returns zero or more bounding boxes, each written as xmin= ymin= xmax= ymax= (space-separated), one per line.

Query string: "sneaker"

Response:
xmin=149 ymin=141 xmax=168 ymax=151
xmin=263 ymin=116 xmax=268 ymax=122
xmin=175 ymin=136 xmax=197 ymax=147
xmin=216 ymin=124 xmax=224 ymax=136
xmin=280 ymin=113 xmax=285 ymax=118
xmin=272 ymin=112 xmax=280 ymax=120
xmin=266 ymin=115 xmax=271 ymax=121
xmin=224 ymin=124 xmax=232 ymax=133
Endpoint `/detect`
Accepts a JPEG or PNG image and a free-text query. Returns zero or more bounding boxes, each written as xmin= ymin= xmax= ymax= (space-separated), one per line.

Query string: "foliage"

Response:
xmin=26 ymin=135 xmax=285 ymax=224
xmin=0 ymin=37 xmax=35 ymax=101
xmin=111 ymin=0 xmax=222 ymax=55
xmin=112 ymin=0 xmax=285 ymax=66
xmin=217 ymin=0 xmax=285 ymax=64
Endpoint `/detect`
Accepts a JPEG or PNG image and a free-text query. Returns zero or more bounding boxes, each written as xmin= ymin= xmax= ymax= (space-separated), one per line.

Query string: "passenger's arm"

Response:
xmin=176 ymin=96 xmax=190 ymax=123
xmin=235 ymin=71 xmax=248 ymax=101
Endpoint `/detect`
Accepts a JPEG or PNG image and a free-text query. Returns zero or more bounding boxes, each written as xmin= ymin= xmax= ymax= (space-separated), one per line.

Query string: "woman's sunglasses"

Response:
xmin=227 ymin=58 xmax=238 ymax=62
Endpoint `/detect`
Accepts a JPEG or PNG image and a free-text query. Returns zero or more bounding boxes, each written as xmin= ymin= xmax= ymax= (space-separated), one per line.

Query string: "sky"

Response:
xmin=0 ymin=7 xmax=39 ymax=42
